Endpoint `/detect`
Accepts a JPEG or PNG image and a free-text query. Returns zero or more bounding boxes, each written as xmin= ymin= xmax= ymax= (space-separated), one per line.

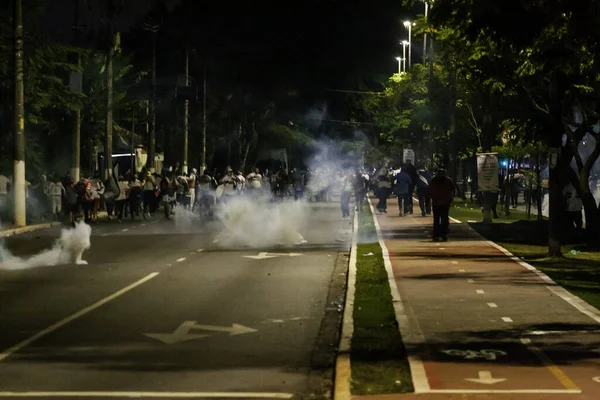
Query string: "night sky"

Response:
xmin=37 ymin=0 xmax=417 ymax=119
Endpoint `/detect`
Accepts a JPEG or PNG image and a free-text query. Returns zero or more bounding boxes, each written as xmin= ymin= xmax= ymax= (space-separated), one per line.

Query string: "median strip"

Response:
xmin=349 ymin=206 xmax=413 ymax=395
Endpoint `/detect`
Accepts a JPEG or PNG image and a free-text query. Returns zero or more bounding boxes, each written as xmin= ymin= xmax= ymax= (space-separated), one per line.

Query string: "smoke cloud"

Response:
xmin=214 ymin=194 xmax=308 ymax=248
xmin=0 ymin=222 xmax=92 ymax=270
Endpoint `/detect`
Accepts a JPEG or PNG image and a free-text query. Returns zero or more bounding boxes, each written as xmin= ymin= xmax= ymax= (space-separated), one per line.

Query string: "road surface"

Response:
xmin=0 ymin=201 xmax=351 ymax=400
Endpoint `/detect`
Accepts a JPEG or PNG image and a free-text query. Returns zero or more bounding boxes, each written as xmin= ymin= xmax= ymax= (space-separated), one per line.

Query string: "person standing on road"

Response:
xmin=340 ymin=170 xmax=353 ymax=218
xmin=427 ymin=167 xmax=455 ymax=241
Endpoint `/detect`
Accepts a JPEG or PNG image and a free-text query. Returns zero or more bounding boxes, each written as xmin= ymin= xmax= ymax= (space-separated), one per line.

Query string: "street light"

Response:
xmin=395 ymin=57 xmax=402 ymax=75
xmin=423 ymin=1 xmax=430 ymax=65
xmin=401 ymin=40 xmax=409 ymax=72
xmin=403 ymin=20 xmax=414 ymax=69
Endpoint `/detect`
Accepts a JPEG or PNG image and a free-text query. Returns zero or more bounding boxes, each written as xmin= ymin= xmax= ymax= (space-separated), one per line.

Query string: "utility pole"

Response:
xmin=182 ymin=47 xmax=189 ymax=174
xmin=200 ymin=64 xmax=207 ymax=175
xmin=104 ymin=32 xmax=116 ymax=179
xmin=13 ymin=0 xmax=26 ymax=226
xmin=423 ymin=1 xmax=429 ymax=65
xmin=71 ymin=0 xmax=82 ymax=182
xmin=143 ymin=24 xmax=159 ymax=172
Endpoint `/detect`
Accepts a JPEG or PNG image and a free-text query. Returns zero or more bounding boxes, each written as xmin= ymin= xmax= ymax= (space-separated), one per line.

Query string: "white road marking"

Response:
xmin=488 ymin=303 xmax=498 ymax=308
xmin=449 ymin=217 xmax=462 ymax=223
xmin=0 ymin=273 xmax=159 ymax=362
xmin=467 ymin=279 xmax=475 ymax=283
xmin=476 ymin=289 xmax=485 ymax=294
xmin=0 ymin=392 xmax=294 ymax=398
xmin=458 ymin=269 xmax=465 ymax=272
xmin=368 ymin=199 xmax=430 ymax=393
xmin=483 ymin=241 xmax=600 ymax=324
xmin=425 ymin=390 xmax=580 ymax=394
xmin=196 ymin=249 xmax=204 ymax=253
xmin=101 ymin=233 xmax=110 ymax=237
xmin=465 ymin=370 xmax=506 ymax=385
xmin=593 ymin=376 xmax=600 ymax=383
xmin=502 ymin=317 xmax=513 ymax=323
xmin=140 ymin=223 xmax=146 ymax=227
xmin=451 ymin=261 xmax=459 ymax=264
xmin=121 ymin=228 xmax=128 ymax=232
xmin=521 ymin=338 xmax=532 ymax=344
xmin=176 ymin=258 xmax=186 ymax=262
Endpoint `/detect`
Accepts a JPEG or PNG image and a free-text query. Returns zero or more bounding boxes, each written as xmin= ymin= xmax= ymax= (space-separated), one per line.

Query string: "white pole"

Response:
xmin=408 ymin=24 xmax=412 ymax=68
xmin=423 ymin=2 xmax=429 ymax=65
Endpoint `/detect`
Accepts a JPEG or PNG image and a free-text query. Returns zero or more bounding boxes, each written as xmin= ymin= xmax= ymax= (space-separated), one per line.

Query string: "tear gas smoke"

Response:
xmin=0 ymin=222 xmax=92 ymax=270
xmin=214 ymin=194 xmax=308 ymax=248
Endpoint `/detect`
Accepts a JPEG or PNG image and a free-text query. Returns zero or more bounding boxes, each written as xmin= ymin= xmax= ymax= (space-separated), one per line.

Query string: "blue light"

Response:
xmin=501 ymin=160 xmax=508 ymax=167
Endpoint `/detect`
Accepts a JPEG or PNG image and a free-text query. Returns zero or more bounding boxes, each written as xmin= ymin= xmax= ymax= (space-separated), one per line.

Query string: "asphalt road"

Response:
xmin=0 ymin=201 xmax=351 ymax=400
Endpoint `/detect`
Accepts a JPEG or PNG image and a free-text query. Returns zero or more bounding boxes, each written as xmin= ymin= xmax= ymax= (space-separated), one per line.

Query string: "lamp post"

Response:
xmin=423 ymin=1 xmax=429 ymax=65
xmin=403 ymin=20 xmax=413 ymax=69
xmin=395 ymin=57 xmax=402 ymax=74
xmin=401 ymin=40 xmax=409 ymax=72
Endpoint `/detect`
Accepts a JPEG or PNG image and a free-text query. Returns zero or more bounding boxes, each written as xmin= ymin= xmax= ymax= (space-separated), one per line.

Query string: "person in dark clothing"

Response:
xmin=416 ymin=169 xmax=431 ymax=216
xmin=404 ymin=161 xmax=418 ymax=214
xmin=427 ymin=167 xmax=455 ymax=241
xmin=354 ymin=170 xmax=369 ymax=212
xmin=394 ymin=166 xmax=412 ymax=216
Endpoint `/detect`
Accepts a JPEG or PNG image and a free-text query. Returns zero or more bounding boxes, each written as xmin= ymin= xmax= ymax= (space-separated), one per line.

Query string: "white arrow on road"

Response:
xmin=465 ymin=371 xmax=507 ymax=385
xmin=244 ymin=252 xmax=303 ymax=260
xmin=145 ymin=321 xmax=257 ymax=344
xmin=192 ymin=323 xmax=258 ymax=335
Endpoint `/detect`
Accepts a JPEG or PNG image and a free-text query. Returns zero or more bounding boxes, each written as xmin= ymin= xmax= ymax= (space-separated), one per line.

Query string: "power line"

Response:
xmin=324 ymin=88 xmax=383 ymax=95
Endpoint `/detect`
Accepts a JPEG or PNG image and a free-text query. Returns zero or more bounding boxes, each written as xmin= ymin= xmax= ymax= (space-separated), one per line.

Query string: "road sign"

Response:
xmin=145 ymin=321 xmax=257 ymax=344
xmin=477 ymin=153 xmax=499 ymax=191
xmin=465 ymin=371 xmax=506 ymax=385
xmin=243 ymin=252 xmax=303 ymax=260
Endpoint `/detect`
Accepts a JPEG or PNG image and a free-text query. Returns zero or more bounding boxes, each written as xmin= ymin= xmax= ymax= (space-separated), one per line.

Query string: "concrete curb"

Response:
xmin=0 ymin=222 xmax=63 ymax=238
xmin=334 ymin=211 xmax=359 ymax=400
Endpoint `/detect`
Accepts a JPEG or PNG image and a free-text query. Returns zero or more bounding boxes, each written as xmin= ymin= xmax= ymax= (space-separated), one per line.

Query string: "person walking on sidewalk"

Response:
xmin=427 ymin=167 xmax=455 ymax=241
xmin=394 ymin=165 xmax=412 ymax=216
xmin=416 ymin=168 xmax=431 ymax=216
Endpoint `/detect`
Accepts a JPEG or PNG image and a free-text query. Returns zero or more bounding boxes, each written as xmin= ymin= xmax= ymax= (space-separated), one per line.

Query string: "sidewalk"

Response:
xmin=0 ymin=221 xmax=63 ymax=238
xmin=351 ymin=197 xmax=600 ymax=400
xmin=0 ymin=212 xmax=109 ymax=238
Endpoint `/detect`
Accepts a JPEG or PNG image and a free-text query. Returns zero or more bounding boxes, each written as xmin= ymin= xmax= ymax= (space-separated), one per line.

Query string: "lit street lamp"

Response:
xmin=401 ymin=40 xmax=409 ymax=72
xmin=403 ymin=20 xmax=414 ymax=69
xmin=395 ymin=57 xmax=402 ymax=75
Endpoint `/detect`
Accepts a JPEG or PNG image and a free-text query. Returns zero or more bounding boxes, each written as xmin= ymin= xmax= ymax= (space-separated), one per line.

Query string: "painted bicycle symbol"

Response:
xmin=441 ymin=349 xmax=507 ymax=361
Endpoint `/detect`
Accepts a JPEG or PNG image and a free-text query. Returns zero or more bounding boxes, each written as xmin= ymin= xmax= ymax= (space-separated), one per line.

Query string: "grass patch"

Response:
xmin=450 ymin=198 xmax=539 ymax=223
xmin=350 ymin=207 xmax=413 ymax=395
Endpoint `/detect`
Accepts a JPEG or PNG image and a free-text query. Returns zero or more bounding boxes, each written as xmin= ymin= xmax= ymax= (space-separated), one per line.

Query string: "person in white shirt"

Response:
xmin=47 ymin=177 xmax=65 ymax=219
xmin=115 ymin=176 xmax=129 ymax=221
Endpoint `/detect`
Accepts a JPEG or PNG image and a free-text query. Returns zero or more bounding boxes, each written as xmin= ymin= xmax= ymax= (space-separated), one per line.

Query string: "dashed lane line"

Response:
xmin=467 ymin=279 xmax=475 ymax=283
xmin=488 ymin=303 xmax=498 ymax=308
xmin=476 ymin=290 xmax=485 ymax=294
xmin=502 ymin=317 xmax=513 ymax=323
xmin=176 ymin=258 xmax=186 ymax=263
